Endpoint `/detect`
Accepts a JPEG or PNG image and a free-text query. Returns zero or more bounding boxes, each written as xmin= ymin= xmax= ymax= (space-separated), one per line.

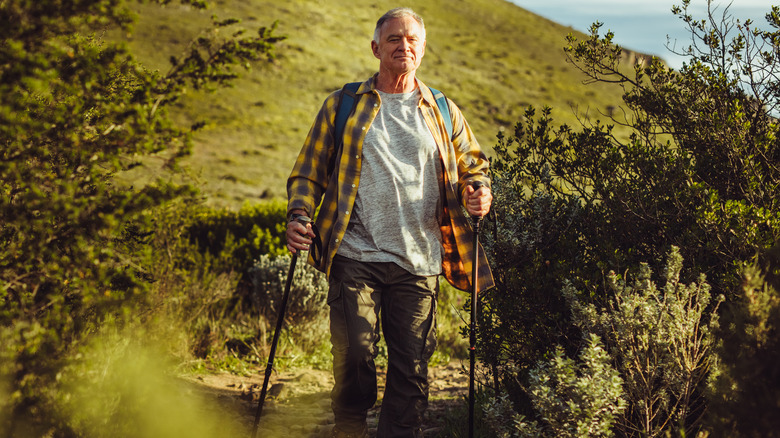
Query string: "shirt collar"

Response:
xmin=362 ymin=73 xmax=437 ymax=108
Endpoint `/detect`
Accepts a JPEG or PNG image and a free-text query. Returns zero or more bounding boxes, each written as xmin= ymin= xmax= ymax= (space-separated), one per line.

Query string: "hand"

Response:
xmin=286 ymin=215 xmax=316 ymax=254
xmin=465 ymin=184 xmax=492 ymax=218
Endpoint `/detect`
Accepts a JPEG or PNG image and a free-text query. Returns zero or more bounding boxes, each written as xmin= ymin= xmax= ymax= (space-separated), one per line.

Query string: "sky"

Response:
xmin=509 ymin=0 xmax=775 ymax=69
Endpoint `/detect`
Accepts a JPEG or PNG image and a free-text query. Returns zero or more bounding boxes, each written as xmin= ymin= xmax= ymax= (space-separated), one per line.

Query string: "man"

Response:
xmin=286 ymin=7 xmax=494 ymax=438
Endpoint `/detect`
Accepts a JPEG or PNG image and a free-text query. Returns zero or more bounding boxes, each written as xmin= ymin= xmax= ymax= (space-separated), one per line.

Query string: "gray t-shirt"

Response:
xmin=337 ymin=87 xmax=443 ymax=275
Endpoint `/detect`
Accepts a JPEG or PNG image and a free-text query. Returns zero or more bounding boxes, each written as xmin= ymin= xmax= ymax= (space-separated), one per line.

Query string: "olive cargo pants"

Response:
xmin=328 ymin=255 xmax=438 ymax=438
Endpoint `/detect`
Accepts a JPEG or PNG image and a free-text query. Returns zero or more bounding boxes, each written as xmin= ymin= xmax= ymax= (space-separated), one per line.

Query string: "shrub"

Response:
xmin=564 ymin=247 xmax=721 ymax=437
xmin=479 ymin=2 xmax=779 ymax=433
xmin=482 ymin=335 xmax=624 ymax=438
xmin=247 ymin=253 xmax=329 ymax=360
xmin=706 ymin=245 xmax=780 ymax=437
xmin=528 ymin=334 xmax=625 ymax=438
xmin=0 ymin=0 xmax=283 ymax=432
xmin=186 ymin=200 xmax=288 ymax=274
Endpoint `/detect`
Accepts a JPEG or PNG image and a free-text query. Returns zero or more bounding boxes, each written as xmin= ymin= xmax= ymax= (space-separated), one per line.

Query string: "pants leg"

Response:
xmin=328 ymin=256 xmax=382 ymax=433
xmin=328 ymin=256 xmax=438 ymax=437
xmin=377 ymin=266 xmax=438 ymax=438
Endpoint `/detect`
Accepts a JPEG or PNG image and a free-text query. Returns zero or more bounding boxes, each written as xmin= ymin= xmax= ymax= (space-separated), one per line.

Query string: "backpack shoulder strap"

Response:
xmin=330 ymin=82 xmax=361 ymax=176
xmin=334 ymin=82 xmax=361 ymax=145
xmin=428 ymin=86 xmax=453 ymax=140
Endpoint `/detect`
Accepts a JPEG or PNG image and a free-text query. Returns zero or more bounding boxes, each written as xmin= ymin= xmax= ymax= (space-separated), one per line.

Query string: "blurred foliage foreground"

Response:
xmin=2 ymin=1 xmax=780 ymax=437
xmin=0 ymin=0 xmax=290 ymax=435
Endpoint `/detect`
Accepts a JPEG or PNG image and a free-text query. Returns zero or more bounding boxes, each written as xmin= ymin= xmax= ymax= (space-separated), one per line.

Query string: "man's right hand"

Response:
xmin=286 ymin=214 xmax=316 ymax=254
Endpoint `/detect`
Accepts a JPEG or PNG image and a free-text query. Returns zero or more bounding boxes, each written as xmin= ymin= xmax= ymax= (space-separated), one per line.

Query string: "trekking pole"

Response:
xmin=468 ymin=181 xmax=485 ymax=438
xmin=251 ymin=215 xmax=318 ymax=438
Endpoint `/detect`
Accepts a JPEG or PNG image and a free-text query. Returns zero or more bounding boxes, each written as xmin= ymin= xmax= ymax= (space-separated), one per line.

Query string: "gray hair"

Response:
xmin=373 ymin=7 xmax=426 ymax=43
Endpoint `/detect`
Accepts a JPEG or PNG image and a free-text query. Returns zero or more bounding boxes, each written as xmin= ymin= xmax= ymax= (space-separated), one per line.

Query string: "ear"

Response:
xmin=371 ymin=40 xmax=380 ymax=59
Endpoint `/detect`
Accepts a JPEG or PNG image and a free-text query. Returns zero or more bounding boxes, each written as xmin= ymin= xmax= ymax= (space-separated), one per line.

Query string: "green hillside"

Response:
xmin=122 ymin=0 xmax=635 ymax=207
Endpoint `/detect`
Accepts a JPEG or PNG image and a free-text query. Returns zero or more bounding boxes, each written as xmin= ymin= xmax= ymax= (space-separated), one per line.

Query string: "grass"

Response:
xmin=121 ymin=0 xmax=641 ymax=208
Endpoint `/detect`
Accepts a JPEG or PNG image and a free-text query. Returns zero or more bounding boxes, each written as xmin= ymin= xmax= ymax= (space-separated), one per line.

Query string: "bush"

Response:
xmin=247 ymin=253 xmax=329 ymax=361
xmin=478 ymin=3 xmax=779 ymax=436
xmin=482 ymin=335 xmax=624 ymax=438
xmin=186 ymin=200 xmax=288 ymax=274
xmin=564 ymin=247 xmax=720 ymax=437
xmin=0 ymin=0 xmax=282 ymax=432
xmin=706 ymin=245 xmax=780 ymax=436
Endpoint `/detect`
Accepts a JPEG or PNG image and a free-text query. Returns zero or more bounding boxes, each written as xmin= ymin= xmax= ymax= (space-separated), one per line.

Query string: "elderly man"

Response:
xmin=286 ymin=7 xmax=494 ymax=438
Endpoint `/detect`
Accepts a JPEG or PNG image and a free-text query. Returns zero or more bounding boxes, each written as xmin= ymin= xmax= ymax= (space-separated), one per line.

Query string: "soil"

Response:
xmin=183 ymin=361 xmax=469 ymax=437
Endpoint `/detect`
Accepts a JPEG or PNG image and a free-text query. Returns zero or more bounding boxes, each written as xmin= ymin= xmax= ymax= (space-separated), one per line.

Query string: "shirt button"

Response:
xmin=374 ymin=104 xmax=378 ymax=107
xmin=351 ymin=184 xmax=356 ymax=188
xmin=345 ymin=211 xmax=350 ymax=215
xmin=361 ymin=127 xmax=366 ymax=130
xmin=335 ymin=238 xmax=339 ymax=242
xmin=356 ymin=155 xmax=360 ymax=159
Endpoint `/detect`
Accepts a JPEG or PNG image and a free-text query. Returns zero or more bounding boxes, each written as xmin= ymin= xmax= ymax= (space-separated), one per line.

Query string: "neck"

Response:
xmin=375 ymin=71 xmax=417 ymax=93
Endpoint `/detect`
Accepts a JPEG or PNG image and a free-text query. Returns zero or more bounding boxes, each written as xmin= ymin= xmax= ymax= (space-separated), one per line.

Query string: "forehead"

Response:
xmin=378 ymin=16 xmax=424 ymax=40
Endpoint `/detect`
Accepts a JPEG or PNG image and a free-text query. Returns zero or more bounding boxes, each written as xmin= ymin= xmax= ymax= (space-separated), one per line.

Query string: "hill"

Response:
xmin=121 ymin=0 xmax=635 ymax=207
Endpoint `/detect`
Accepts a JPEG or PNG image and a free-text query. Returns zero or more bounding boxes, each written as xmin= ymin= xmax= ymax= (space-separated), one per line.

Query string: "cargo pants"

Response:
xmin=328 ymin=255 xmax=438 ymax=438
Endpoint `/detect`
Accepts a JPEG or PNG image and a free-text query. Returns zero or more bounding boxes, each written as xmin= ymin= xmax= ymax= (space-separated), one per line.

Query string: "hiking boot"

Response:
xmin=330 ymin=425 xmax=368 ymax=438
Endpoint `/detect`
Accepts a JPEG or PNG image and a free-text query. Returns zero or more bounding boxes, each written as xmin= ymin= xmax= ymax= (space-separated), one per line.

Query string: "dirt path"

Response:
xmin=184 ymin=361 xmax=469 ymax=437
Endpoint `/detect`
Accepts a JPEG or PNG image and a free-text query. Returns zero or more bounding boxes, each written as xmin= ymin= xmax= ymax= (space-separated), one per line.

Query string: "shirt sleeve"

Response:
xmin=447 ymin=98 xmax=491 ymax=203
xmin=286 ymin=91 xmax=341 ymax=218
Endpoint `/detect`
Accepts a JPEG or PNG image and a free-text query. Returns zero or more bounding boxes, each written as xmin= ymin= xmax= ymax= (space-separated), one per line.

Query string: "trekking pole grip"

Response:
xmin=470 ymin=180 xmax=486 ymax=225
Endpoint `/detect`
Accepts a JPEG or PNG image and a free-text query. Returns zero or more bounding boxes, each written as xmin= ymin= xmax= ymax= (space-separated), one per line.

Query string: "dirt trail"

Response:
xmin=185 ymin=361 xmax=469 ymax=437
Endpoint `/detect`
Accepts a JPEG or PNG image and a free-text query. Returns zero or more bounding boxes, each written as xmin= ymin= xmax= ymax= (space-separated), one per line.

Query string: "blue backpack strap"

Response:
xmin=334 ymin=82 xmax=361 ymax=146
xmin=330 ymin=82 xmax=361 ymax=175
xmin=429 ymin=86 xmax=453 ymax=140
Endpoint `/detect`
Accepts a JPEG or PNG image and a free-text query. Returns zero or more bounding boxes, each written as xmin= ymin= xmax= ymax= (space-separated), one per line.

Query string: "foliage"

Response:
xmin=528 ymin=335 xmax=625 ymax=438
xmin=479 ymin=2 xmax=779 ymax=437
xmin=247 ymin=253 xmax=329 ymax=362
xmin=0 ymin=0 xmax=282 ymax=433
xmin=564 ymin=247 xmax=720 ymax=437
xmin=482 ymin=391 xmax=543 ymax=438
xmin=706 ymin=246 xmax=780 ymax=437
xmin=478 ymin=157 xmax=587 ymax=407
xmin=57 ymin=328 xmax=245 ymax=438
xmin=186 ymin=200 xmax=287 ymax=273
xmin=482 ymin=335 xmax=624 ymax=438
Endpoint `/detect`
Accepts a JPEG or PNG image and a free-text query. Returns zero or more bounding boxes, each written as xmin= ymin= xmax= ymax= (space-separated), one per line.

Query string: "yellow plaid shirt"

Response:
xmin=287 ymin=75 xmax=495 ymax=292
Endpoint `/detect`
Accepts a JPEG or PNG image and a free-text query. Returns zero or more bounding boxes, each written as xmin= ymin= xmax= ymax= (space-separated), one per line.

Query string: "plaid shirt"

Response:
xmin=287 ymin=75 xmax=495 ymax=292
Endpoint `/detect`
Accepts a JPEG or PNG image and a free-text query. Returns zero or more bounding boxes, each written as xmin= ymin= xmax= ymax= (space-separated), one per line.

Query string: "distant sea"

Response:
xmin=508 ymin=0 xmax=774 ymax=69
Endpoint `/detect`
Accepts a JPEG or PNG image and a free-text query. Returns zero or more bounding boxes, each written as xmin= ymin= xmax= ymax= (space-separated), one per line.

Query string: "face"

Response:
xmin=371 ymin=16 xmax=426 ymax=76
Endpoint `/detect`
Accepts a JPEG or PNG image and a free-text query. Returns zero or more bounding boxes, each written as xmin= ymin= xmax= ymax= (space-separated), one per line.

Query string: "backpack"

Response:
xmin=333 ymin=81 xmax=454 ymax=148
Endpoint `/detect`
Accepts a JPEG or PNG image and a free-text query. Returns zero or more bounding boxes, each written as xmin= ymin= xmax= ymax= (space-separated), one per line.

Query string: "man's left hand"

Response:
xmin=465 ymin=184 xmax=492 ymax=218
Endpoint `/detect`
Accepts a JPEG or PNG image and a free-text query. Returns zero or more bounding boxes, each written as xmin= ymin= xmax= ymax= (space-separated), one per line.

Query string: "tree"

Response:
xmin=480 ymin=2 xmax=780 ymax=436
xmin=0 ymin=0 xmax=283 ymax=433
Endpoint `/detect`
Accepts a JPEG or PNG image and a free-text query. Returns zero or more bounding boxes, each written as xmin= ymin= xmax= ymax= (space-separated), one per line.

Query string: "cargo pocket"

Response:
xmin=327 ymin=264 xmax=349 ymax=351
xmin=327 ymin=276 xmax=343 ymax=306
